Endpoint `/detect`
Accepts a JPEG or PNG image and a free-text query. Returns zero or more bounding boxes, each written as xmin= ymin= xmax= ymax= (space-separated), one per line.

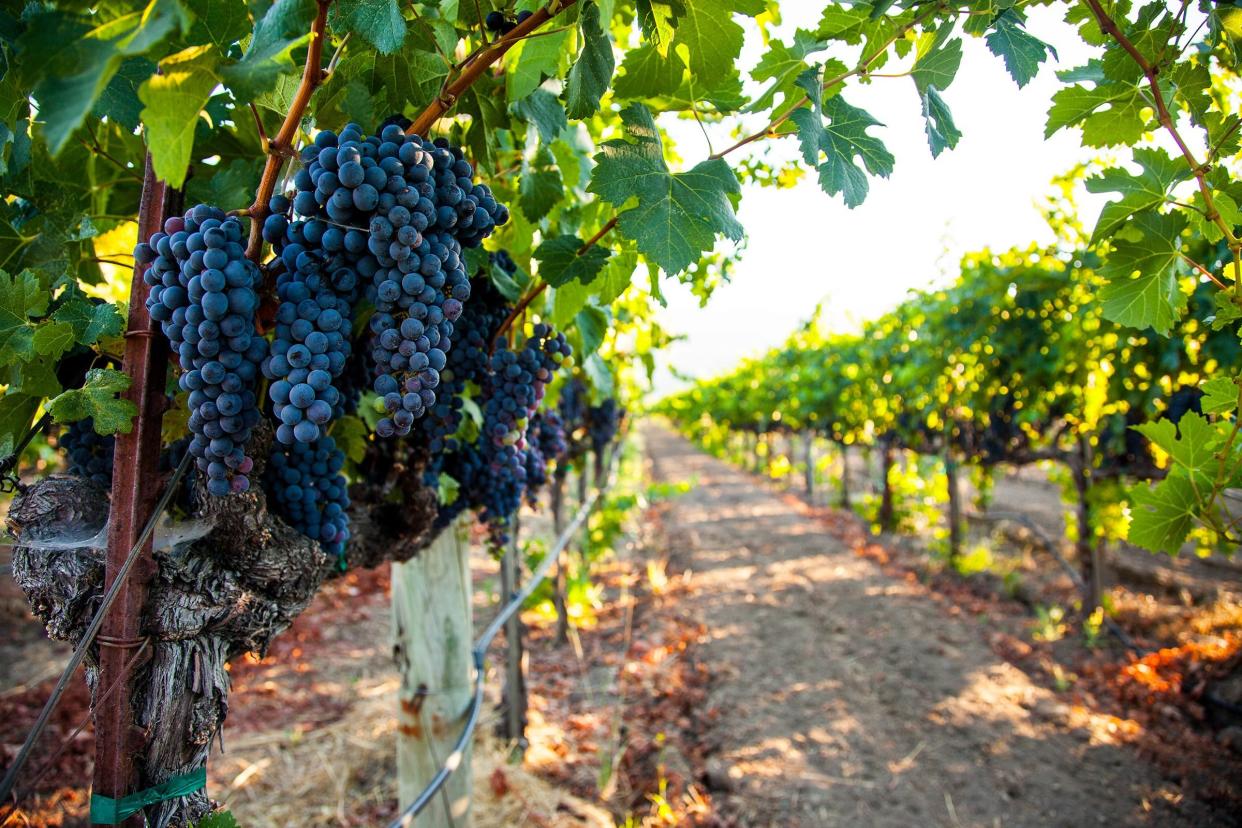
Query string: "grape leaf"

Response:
xmin=0 ymin=269 xmax=51 ymax=366
xmin=552 ymin=277 xmax=592 ymax=328
xmin=921 ymin=86 xmax=961 ymax=159
xmin=672 ymin=0 xmax=750 ymax=79
xmin=0 ymin=392 xmax=40 ymax=458
xmin=911 ymin=37 xmax=962 ymax=95
xmin=565 ymin=1 xmax=615 ymax=120
xmin=1098 ymin=211 xmax=1187 ymax=335
xmin=53 ymin=293 xmax=124 ymax=344
xmin=222 ymin=0 xmax=315 ymax=100
xmin=519 ymin=165 xmax=563 ymax=221
xmin=614 ymin=43 xmax=685 ymax=100
xmin=506 ymin=28 xmax=570 ymax=102
xmin=1086 ymin=148 xmax=1187 ymax=244
xmin=512 ymin=90 xmax=567 ymax=144
xmin=45 ymin=368 xmax=137 ymax=435
xmin=791 ymin=73 xmax=894 ymax=208
xmin=749 ymin=33 xmax=824 ymax=113
xmin=1128 ymin=475 xmax=1198 ymax=555
xmin=331 ymin=415 xmax=369 ymax=463
xmin=1133 ymin=412 xmax=1218 ymax=476
xmin=575 ymin=305 xmax=608 ymax=355
xmin=985 ymin=9 xmax=1054 ymax=88
xmin=32 ymin=321 xmax=74 ymax=359
xmin=329 ymin=0 xmax=406 ymax=55
xmin=29 ymin=0 xmax=185 ymax=155
xmin=589 ymin=104 xmax=742 ymax=274
xmin=1046 ymin=81 xmax=1148 ymax=147
xmin=536 ymin=234 xmax=611 ymax=288
xmin=1201 ymin=376 xmax=1239 ymax=416
xmin=94 ymin=57 xmax=156 ymax=131
xmin=139 ymin=45 xmax=220 ymax=188
xmin=184 ymin=0 xmax=250 ymax=48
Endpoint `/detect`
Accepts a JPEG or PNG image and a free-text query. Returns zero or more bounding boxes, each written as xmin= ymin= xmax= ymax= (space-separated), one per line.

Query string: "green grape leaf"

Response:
xmin=536 ymin=234 xmax=611 ymax=288
xmin=32 ymin=321 xmax=74 ymax=359
xmin=575 ymin=304 xmax=609 ymax=355
xmin=565 ymin=1 xmax=615 ymax=120
xmin=1133 ymin=413 xmax=1218 ymax=476
xmin=1098 ymin=211 xmax=1187 ymax=335
xmin=331 ymin=415 xmax=370 ymax=463
xmin=1046 ymin=81 xmax=1147 ymax=147
xmin=139 ymin=46 xmax=220 ymax=188
xmin=94 ymin=58 xmax=157 ymax=132
xmin=552 ymin=277 xmax=592 ymax=328
xmin=437 ymin=472 xmax=460 ymax=506
xmin=614 ymin=43 xmax=686 ymax=100
xmin=589 ymin=104 xmax=743 ymax=274
xmin=790 ymin=75 xmax=894 ymax=208
xmin=672 ymin=0 xmax=746 ymax=80
xmin=30 ymin=0 xmax=186 ymax=155
xmin=985 ymin=9 xmax=1054 ymax=88
xmin=749 ymin=33 xmax=823 ymax=113
xmin=223 ymin=0 xmax=315 ymax=99
xmin=1200 ymin=376 xmax=1240 ymax=416
xmin=184 ymin=0 xmax=251 ymax=48
xmin=911 ymin=37 xmax=962 ymax=95
xmin=519 ymin=165 xmax=563 ymax=221
xmin=506 ymin=29 xmax=570 ymax=102
xmin=1127 ymin=475 xmax=1199 ymax=555
xmin=921 ymin=86 xmax=961 ymax=159
xmin=0 ymin=392 xmax=40 ymax=459
xmin=1085 ymin=148 xmax=1187 ymax=244
xmin=582 ymin=352 xmax=614 ymax=398
xmin=512 ymin=89 xmax=567 ymax=145
xmin=53 ymin=294 xmax=124 ymax=344
xmin=329 ymin=0 xmax=406 ymax=55
xmin=0 ymin=269 xmax=51 ymax=366
xmin=46 ymin=368 xmax=137 ymax=435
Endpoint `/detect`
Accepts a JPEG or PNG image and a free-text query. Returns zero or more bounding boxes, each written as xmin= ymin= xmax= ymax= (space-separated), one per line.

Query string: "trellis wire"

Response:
xmin=387 ymin=446 xmax=620 ymax=828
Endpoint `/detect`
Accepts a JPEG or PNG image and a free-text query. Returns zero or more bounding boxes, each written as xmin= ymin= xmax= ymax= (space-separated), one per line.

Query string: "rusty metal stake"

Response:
xmin=94 ymin=155 xmax=179 ymax=827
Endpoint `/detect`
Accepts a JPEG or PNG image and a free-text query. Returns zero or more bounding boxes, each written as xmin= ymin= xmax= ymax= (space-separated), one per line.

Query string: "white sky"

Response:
xmin=649 ymin=5 xmax=1105 ymax=396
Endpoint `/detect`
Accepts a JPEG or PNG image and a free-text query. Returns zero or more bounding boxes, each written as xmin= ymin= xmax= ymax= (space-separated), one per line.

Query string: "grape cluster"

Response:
xmin=267 ymin=436 xmax=351 ymax=560
xmin=557 ymin=378 xmax=588 ymax=435
xmin=588 ymin=398 xmax=621 ymax=454
xmin=416 ymin=272 xmax=510 ymax=479
xmin=60 ymin=419 xmax=114 ymax=487
xmin=136 ymin=206 xmax=266 ymax=497
xmin=485 ymin=9 xmax=533 ymax=34
xmin=266 ymin=122 xmax=508 ymax=441
xmin=522 ymin=411 xmax=568 ymax=506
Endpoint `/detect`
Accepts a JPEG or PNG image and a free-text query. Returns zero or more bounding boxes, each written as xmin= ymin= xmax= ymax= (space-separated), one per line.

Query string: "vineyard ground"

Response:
xmin=643 ymin=422 xmax=1231 ymax=827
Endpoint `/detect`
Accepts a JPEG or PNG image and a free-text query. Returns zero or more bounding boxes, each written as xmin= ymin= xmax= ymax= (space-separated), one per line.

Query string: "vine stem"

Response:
xmin=708 ymin=4 xmax=940 ymax=161
xmin=489 ymin=217 xmax=617 ymax=349
xmin=243 ymin=0 xmax=332 ymax=262
xmin=406 ymin=0 xmax=579 ymax=137
xmin=1081 ymin=0 xmax=1240 ymax=258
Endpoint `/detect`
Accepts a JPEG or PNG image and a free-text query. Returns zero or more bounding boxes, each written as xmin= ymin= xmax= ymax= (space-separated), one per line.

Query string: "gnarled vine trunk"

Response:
xmin=8 ymin=427 xmax=442 ymax=826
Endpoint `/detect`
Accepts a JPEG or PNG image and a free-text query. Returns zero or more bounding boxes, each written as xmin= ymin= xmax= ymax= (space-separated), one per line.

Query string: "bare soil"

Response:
xmin=643 ymin=423 xmax=1225 ymax=828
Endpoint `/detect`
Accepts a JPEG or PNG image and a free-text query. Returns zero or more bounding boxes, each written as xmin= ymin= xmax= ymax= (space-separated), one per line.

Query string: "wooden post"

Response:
xmin=837 ymin=440 xmax=851 ymax=510
xmin=393 ymin=519 xmax=473 ymax=827
xmin=1073 ymin=437 xmax=1103 ymax=610
xmin=499 ymin=516 xmax=527 ymax=750
xmin=551 ymin=468 xmax=569 ymax=646
xmin=945 ymin=449 xmax=962 ymax=562
xmin=878 ymin=440 xmax=896 ymax=533
xmin=577 ymin=463 xmax=590 ymax=561
xmin=803 ymin=430 xmax=815 ymax=502
xmin=96 ymin=156 xmax=178 ymax=827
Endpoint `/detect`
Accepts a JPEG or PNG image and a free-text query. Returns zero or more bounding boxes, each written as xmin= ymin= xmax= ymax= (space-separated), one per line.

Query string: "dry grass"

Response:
xmin=208 ymin=672 xmax=612 ymax=827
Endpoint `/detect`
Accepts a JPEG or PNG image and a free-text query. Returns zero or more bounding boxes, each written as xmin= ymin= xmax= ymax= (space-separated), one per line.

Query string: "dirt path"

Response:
xmin=643 ymin=424 xmax=1215 ymax=828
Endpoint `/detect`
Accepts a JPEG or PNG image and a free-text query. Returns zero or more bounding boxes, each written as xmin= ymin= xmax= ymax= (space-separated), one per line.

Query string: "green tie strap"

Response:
xmin=89 ymin=767 xmax=207 ymax=824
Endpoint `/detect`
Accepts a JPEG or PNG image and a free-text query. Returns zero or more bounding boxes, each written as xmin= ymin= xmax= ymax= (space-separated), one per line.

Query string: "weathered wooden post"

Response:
xmin=498 ymin=516 xmax=527 ymax=750
xmin=803 ymin=430 xmax=815 ymax=501
xmin=551 ymin=466 xmax=569 ymax=645
xmin=392 ymin=518 xmax=473 ymax=827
